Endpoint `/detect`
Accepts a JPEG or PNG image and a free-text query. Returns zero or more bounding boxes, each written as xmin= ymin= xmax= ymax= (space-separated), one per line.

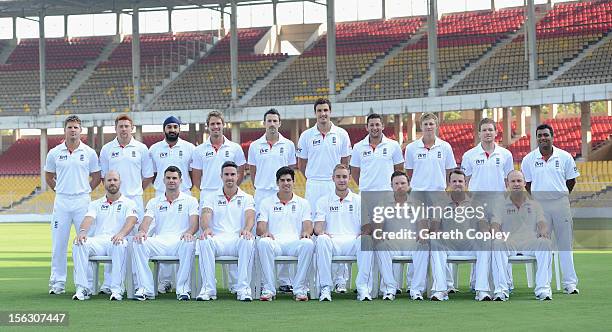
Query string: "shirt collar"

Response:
xmin=534 ymin=145 xmax=560 ymax=160
xmin=476 ymin=143 xmax=499 ymax=156
xmin=162 ymin=191 xmax=187 ymax=203
xmin=315 ymin=123 xmax=339 ymax=137
xmin=333 ymin=190 xmax=354 ymax=202
xmin=105 ymin=194 xmax=126 ymax=205
xmin=61 ymin=141 xmax=85 ymax=152
xmin=216 ymin=187 xmax=245 ymax=199
xmin=258 ymin=133 xmax=287 ymax=145
xmin=416 ymin=137 xmax=441 ymax=148
xmin=163 ymin=137 xmax=184 ymax=148
xmin=113 ymin=137 xmax=135 ymax=148
xmin=274 ymin=193 xmax=298 ymax=204
xmin=363 ymin=134 xmax=389 ymax=146
xmin=206 ymin=136 xmax=230 ymax=148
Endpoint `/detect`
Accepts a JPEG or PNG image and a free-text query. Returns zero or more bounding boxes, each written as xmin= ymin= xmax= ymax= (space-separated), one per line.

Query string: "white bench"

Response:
xmin=89 ymin=254 xmax=135 ymax=299
xmin=312 ymin=255 xmax=357 ymax=300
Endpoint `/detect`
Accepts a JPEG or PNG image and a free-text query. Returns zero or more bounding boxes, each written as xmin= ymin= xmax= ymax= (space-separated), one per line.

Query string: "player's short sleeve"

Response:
xmin=461 ymin=151 xmax=473 ymax=176
xmin=391 ymin=142 xmax=404 ymax=165
xmin=201 ymin=194 xmax=214 ymax=211
xmin=287 ymin=141 xmax=297 ymax=165
xmin=564 ymin=155 xmax=580 ymax=180
xmin=44 ymin=149 xmax=56 ymax=173
xmin=314 ymin=197 xmax=327 ymax=222
xmin=244 ymin=194 xmax=255 ymax=212
xmin=247 ymin=142 xmax=257 ymax=166
xmin=521 ymin=154 xmax=532 ymax=182
xmin=148 ymin=146 xmax=158 ymax=173
xmin=233 ymin=144 xmax=247 ymax=166
xmin=84 ymin=200 xmax=98 ymax=219
xmin=125 ymin=200 xmax=138 ymax=219
xmin=503 ymin=150 xmax=514 ymax=177
xmin=349 ymin=143 xmax=361 ymax=168
xmin=256 ymin=199 xmax=270 ymax=223
xmin=296 ymin=131 xmax=309 ymax=159
xmin=88 ymin=148 xmax=101 ymax=173
xmin=99 ymin=145 xmax=109 ymax=177
xmin=301 ymin=200 xmax=312 ymax=222
xmin=444 ymin=142 xmax=457 ymax=169
xmin=339 ymin=130 xmax=352 ymax=157
xmin=190 ymin=146 xmax=203 ymax=170
xmin=188 ymin=197 xmax=200 ymax=216
xmin=404 ymin=144 xmax=414 ymax=169
xmin=144 ymin=199 xmax=156 ymax=219
xmin=141 ymin=145 xmax=155 ymax=178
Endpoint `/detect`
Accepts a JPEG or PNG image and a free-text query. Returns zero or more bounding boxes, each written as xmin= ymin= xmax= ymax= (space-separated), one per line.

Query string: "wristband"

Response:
xmin=79 ymin=229 xmax=87 ymax=233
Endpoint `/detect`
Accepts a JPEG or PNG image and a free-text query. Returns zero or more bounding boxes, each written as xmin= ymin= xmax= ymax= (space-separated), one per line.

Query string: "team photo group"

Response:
xmin=45 ymin=97 xmax=580 ymax=303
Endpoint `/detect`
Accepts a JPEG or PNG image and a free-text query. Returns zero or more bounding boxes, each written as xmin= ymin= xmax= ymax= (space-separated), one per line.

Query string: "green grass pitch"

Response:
xmin=1 ymin=223 xmax=611 ymax=331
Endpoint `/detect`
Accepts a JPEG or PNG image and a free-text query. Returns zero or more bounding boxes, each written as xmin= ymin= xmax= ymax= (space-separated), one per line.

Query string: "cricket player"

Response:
xmin=521 ymin=123 xmax=580 ymax=294
xmin=350 ymin=113 xmax=404 ymax=192
xmin=404 ymin=112 xmax=456 ymax=191
xmin=197 ymin=161 xmax=256 ymax=301
xmin=491 ymin=170 xmax=553 ymax=301
xmin=298 ymin=98 xmax=352 ymax=292
xmin=429 ymin=169 xmax=492 ymax=301
xmin=45 ymin=115 xmax=101 ymax=295
xmin=461 ymin=117 xmax=514 ymax=292
xmin=72 ymin=171 xmax=138 ymax=301
xmin=131 ymin=166 xmax=199 ymax=301
xmin=314 ymin=164 xmax=375 ymax=301
xmin=256 ymin=166 xmax=314 ymax=301
xmin=247 ymin=108 xmax=297 ymax=293
xmin=374 ymin=171 xmax=430 ymax=301
xmin=192 ymin=111 xmax=246 ymax=204
xmin=149 ymin=116 xmax=196 ymax=293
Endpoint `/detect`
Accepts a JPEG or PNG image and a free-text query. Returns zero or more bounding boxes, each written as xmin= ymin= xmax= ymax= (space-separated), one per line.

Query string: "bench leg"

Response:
xmin=92 ymin=262 xmax=100 ymax=295
xmin=525 ymin=263 xmax=535 ymax=288
xmin=153 ymin=262 xmax=160 ymax=296
xmin=126 ymin=243 xmax=135 ymax=299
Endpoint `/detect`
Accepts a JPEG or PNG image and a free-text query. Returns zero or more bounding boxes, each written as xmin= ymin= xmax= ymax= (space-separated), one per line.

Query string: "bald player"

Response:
xmin=491 ymin=170 xmax=553 ymax=301
xmin=521 ymin=123 xmax=580 ymax=294
xmin=45 ymin=115 xmax=101 ymax=295
xmin=72 ymin=171 xmax=138 ymax=301
xmin=132 ymin=166 xmax=199 ymax=301
xmin=298 ymin=98 xmax=352 ymax=293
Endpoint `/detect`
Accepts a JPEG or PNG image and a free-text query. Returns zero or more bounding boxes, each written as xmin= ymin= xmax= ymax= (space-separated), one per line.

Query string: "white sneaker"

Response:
xmin=49 ymin=286 xmax=65 ymax=295
xmin=447 ymin=287 xmax=459 ymax=294
xmin=110 ymin=293 xmax=123 ymax=301
xmin=238 ymin=291 xmax=252 ymax=302
xmin=99 ymin=287 xmax=112 ymax=295
xmin=334 ymin=283 xmax=347 ymax=294
xmin=260 ymin=290 xmax=274 ymax=301
xmin=564 ymin=286 xmax=579 ymax=295
xmin=196 ymin=291 xmax=216 ymax=301
xmin=476 ymin=291 xmax=492 ymax=301
xmin=430 ymin=291 xmax=448 ymax=301
xmin=319 ymin=287 xmax=332 ymax=302
xmin=382 ymin=293 xmax=395 ymax=301
xmin=493 ymin=293 xmax=508 ymax=302
xmin=72 ymin=287 xmax=91 ymax=301
xmin=410 ymin=291 xmax=424 ymax=301
xmin=294 ymin=293 xmax=309 ymax=302
xmin=357 ymin=292 xmax=372 ymax=301
xmin=536 ymin=292 xmax=553 ymax=301
xmin=134 ymin=288 xmax=154 ymax=301
xmin=158 ymin=281 xmax=172 ymax=294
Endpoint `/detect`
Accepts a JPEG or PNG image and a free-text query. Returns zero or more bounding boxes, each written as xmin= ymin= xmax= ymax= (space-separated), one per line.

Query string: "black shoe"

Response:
xmin=395 ymin=289 xmax=403 ymax=295
xmin=178 ymin=294 xmax=190 ymax=301
xmin=278 ymin=285 xmax=293 ymax=293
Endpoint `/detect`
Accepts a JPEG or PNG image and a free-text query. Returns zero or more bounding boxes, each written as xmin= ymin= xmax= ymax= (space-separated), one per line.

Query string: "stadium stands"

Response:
xmin=249 ymin=17 xmax=425 ymax=106
xmin=551 ymin=34 xmax=612 ymax=87
xmin=151 ymin=27 xmax=286 ymax=109
xmin=449 ymin=0 xmax=612 ymax=95
xmin=0 ymin=176 xmax=39 ymax=210
xmin=58 ymin=31 xmax=213 ymax=113
xmin=347 ymin=8 xmax=526 ymax=101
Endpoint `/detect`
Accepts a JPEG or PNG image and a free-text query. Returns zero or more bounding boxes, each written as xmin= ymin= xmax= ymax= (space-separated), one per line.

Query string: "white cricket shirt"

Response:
xmin=404 ymin=137 xmax=456 ymax=191
xmin=247 ymin=134 xmax=296 ymax=191
xmin=44 ymin=141 xmax=100 ymax=195
xmin=314 ymin=191 xmax=361 ymax=236
xmin=350 ymin=135 xmax=404 ymax=191
xmin=257 ymin=193 xmax=311 ymax=240
xmin=149 ymin=138 xmax=195 ymax=194
xmin=202 ymin=188 xmax=255 ymax=235
xmin=297 ymin=124 xmax=351 ymax=181
xmin=86 ymin=195 xmax=138 ymax=236
xmin=191 ymin=136 xmax=246 ymax=190
xmin=461 ymin=143 xmax=514 ymax=191
xmin=99 ymin=137 xmax=154 ymax=196
xmin=144 ymin=192 xmax=199 ymax=236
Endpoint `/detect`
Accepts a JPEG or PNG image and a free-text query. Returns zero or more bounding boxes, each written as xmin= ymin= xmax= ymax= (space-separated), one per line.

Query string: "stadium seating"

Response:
xmin=551 ymin=34 xmax=612 ymax=87
xmin=58 ymin=31 xmax=213 ymax=113
xmin=0 ymin=176 xmax=39 ymax=210
xmin=347 ymin=8 xmax=525 ymax=101
xmin=249 ymin=18 xmax=425 ymax=106
xmin=0 ymin=36 xmax=112 ymax=114
xmin=449 ymin=0 xmax=612 ymax=95
xmin=151 ymin=27 xmax=287 ymax=110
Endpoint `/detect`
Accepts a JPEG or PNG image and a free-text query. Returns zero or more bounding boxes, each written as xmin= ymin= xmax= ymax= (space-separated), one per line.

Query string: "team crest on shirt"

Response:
xmin=160 ymin=152 xmax=168 ymax=158
xmin=279 ymin=147 xmax=284 ymax=155
xmin=312 ymin=139 xmax=321 ymax=146
xmin=80 ymin=154 xmax=85 ymax=161
xmin=237 ymin=199 xmax=242 ymax=207
xmin=332 ymin=137 xmax=337 ymax=144
xmin=437 ymin=151 xmax=442 ymax=159
xmin=527 ymin=207 xmax=532 ymax=214
xmin=535 ymin=161 xmax=544 ymax=167
xmin=178 ymin=204 xmax=183 ymax=212
xmin=417 ymin=153 xmax=427 ymax=159
xmin=555 ymin=160 xmax=560 ymax=169
xmin=59 ymin=155 xmax=68 ymax=161
xmin=496 ymin=157 xmax=500 ymax=166
xmin=178 ymin=150 xmax=183 ymax=158
xmin=225 ymin=151 xmax=230 ymax=158
xmin=132 ymin=151 xmax=137 ymax=158
xmin=348 ymin=204 xmax=354 ymax=212
xmin=159 ymin=205 xmax=168 ymax=212
xmin=111 ymin=151 xmax=120 ymax=158
xmin=382 ymin=148 xmax=387 ymax=156
xmin=116 ymin=204 xmax=122 ymax=212
xmin=292 ymin=204 xmax=296 ymax=212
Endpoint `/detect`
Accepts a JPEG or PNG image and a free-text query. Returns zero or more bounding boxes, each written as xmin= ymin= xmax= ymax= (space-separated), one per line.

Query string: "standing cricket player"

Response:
xmin=248 ymin=108 xmax=297 ymax=293
xmin=45 ymin=115 xmax=101 ymax=295
xmin=314 ymin=164 xmax=375 ymax=301
xmin=256 ymin=167 xmax=314 ymax=301
xmin=192 ymin=111 xmax=246 ymax=204
xmin=149 ymin=116 xmax=196 ymax=293
xmin=131 ymin=166 xmax=199 ymax=301
xmin=374 ymin=171 xmax=430 ymax=301
xmin=429 ymin=169 xmax=492 ymax=301
xmin=72 ymin=171 xmax=138 ymax=301
xmin=197 ymin=161 xmax=256 ymax=301
xmin=521 ymin=123 xmax=580 ymax=294
xmin=298 ymin=98 xmax=352 ymax=292
xmin=350 ymin=113 xmax=404 ymax=192
xmin=491 ymin=170 xmax=553 ymax=301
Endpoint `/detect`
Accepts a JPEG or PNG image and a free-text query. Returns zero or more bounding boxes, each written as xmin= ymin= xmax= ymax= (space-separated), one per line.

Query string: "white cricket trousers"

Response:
xmin=49 ymin=193 xmax=90 ymax=288
xmin=376 ymin=242 xmax=429 ymax=296
xmin=258 ymin=237 xmax=314 ymax=296
xmin=492 ymin=239 xmax=553 ymax=297
xmin=540 ymin=198 xmax=578 ymax=289
xmin=430 ymin=246 xmax=491 ymax=293
xmin=73 ymin=236 xmax=128 ymax=294
xmin=315 ymin=235 xmax=374 ymax=296
xmin=197 ymin=234 xmax=255 ymax=297
xmin=132 ymin=236 xmax=196 ymax=296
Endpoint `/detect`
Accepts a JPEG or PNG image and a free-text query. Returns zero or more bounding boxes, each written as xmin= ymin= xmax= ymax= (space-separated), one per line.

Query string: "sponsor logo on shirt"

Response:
xmin=159 ymin=205 xmax=168 ymax=212
xmin=159 ymin=152 xmax=168 ymax=158
xmin=111 ymin=151 xmax=120 ymax=158
xmin=312 ymin=139 xmax=321 ymax=146
xmin=535 ymin=161 xmax=544 ymax=167
xmin=417 ymin=153 xmax=427 ymax=160
xmin=362 ymin=150 xmax=372 ymax=158
xmin=506 ymin=208 xmax=516 ymax=214
xmin=273 ymin=206 xmax=283 ymax=212
xmin=205 ymin=151 xmax=214 ymax=158
xmin=59 ymin=155 xmax=68 ymax=161
xmin=296 ymin=147 xmax=302 ymax=153
xmin=476 ymin=159 xmax=485 ymax=166
xmin=260 ymin=148 xmax=269 ymax=155
xmin=101 ymin=204 xmax=110 ymax=211
xmin=217 ymin=200 xmax=227 ymax=206
xmin=329 ymin=206 xmax=339 ymax=212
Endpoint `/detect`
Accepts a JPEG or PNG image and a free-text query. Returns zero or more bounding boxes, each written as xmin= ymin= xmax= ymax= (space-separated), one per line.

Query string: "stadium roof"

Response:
xmin=0 ymin=0 xmax=310 ymax=18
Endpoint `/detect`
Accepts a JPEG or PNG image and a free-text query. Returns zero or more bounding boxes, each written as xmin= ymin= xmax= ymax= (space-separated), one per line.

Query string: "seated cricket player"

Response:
xmin=72 ymin=171 xmax=138 ymax=301
xmin=375 ymin=170 xmax=430 ymax=301
xmin=491 ymin=170 xmax=553 ymax=301
xmin=429 ymin=169 xmax=492 ymax=301
xmin=314 ymin=164 xmax=375 ymax=301
xmin=132 ymin=166 xmax=199 ymax=301
xmin=256 ymin=166 xmax=314 ymax=301
xmin=197 ymin=161 xmax=256 ymax=301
